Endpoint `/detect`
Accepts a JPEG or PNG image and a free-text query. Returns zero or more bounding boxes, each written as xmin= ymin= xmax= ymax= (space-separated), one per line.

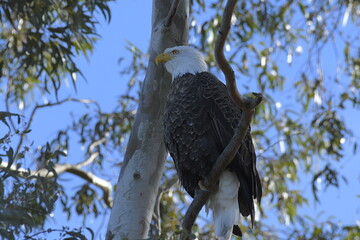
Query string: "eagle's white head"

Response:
xmin=155 ymin=46 xmax=208 ymax=79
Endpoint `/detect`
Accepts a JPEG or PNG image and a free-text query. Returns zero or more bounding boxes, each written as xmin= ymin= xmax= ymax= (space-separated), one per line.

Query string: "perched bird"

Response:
xmin=155 ymin=46 xmax=262 ymax=239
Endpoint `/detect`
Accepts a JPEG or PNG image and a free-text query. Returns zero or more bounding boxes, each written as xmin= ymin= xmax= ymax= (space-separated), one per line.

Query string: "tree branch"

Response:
xmin=3 ymin=97 xmax=112 ymax=207
xmin=74 ymin=137 xmax=107 ymax=169
xmin=0 ymin=151 xmax=113 ymax=208
xmin=181 ymin=0 xmax=263 ymax=237
xmin=152 ymin=176 xmax=179 ymax=237
xmin=214 ymin=0 xmax=262 ymax=111
xmin=181 ymin=110 xmax=257 ymax=237
xmin=164 ymin=0 xmax=181 ymax=27
xmin=14 ymin=98 xmax=101 ymax=158
xmin=24 ymin=98 xmax=99 ymax=135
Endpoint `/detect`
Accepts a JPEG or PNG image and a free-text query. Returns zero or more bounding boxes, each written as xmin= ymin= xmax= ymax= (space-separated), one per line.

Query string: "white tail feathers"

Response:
xmin=206 ymin=171 xmax=240 ymax=240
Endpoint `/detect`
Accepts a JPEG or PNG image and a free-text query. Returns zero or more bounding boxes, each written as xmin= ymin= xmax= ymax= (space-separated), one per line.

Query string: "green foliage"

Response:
xmin=0 ymin=0 xmax=116 ymax=239
xmin=73 ymin=184 xmax=99 ymax=219
xmin=0 ymin=114 xmax=60 ymax=239
xmin=0 ymin=0 xmax=111 ymax=103
xmin=24 ymin=226 xmax=94 ymax=240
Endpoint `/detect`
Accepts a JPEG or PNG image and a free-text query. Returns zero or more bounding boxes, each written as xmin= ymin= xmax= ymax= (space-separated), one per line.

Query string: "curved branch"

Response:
xmin=181 ymin=109 xmax=257 ymax=237
xmin=66 ymin=162 xmax=113 ymax=208
xmin=214 ymin=0 xmax=244 ymax=108
xmin=152 ymin=176 xmax=179 ymax=237
xmin=4 ymin=97 xmax=111 ymax=207
xmin=73 ymin=137 xmax=108 ymax=169
xmin=214 ymin=0 xmax=262 ymax=111
xmin=0 ymin=151 xmax=113 ymax=208
xmin=181 ymin=0 xmax=263 ymax=237
xmin=14 ymin=98 xmax=101 ymax=157
xmin=25 ymin=98 xmax=100 ymax=134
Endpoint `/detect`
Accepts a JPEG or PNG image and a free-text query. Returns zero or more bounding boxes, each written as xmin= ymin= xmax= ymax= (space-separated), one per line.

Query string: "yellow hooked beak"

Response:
xmin=155 ymin=53 xmax=173 ymax=65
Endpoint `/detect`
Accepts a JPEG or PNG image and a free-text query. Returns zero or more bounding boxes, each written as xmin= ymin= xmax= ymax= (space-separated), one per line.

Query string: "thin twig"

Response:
xmin=152 ymin=176 xmax=179 ymax=237
xmin=26 ymin=98 xmax=99 ymax=133
xmin=164 ymin=0 xmax=181 ymax=27
xmin=73 ymin=136 xmax=108 ymax=169
xmin=14 ymin=98 xmax=100 ymax=158
xmin=5 ymin=77 xmax=17 ymax=130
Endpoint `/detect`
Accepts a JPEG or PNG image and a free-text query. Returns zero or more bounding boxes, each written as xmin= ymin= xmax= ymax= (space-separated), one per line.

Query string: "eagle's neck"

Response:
xmin=165 ymin=58 xmax=208 ymax=79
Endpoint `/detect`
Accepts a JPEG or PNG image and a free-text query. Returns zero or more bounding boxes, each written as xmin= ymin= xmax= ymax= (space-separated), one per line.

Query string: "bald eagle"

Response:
xmin=155 ymin=46 xmax=261 ymax=239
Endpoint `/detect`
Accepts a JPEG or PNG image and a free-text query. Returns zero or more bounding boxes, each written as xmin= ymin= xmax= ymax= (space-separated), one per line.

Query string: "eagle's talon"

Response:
xmin=198 ymin=180 xmax=211 ymax=192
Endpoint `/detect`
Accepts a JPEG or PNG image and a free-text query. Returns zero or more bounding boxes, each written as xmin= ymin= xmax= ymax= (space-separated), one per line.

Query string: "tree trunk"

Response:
xmin=106 ymin=0 xmax=189 ymax=239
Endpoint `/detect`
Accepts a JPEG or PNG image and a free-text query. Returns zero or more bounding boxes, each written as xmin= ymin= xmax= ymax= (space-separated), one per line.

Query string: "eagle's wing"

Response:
xmin=163 ymin=72 xmax=262 ymax=225
xmin=199 ymin=72 xmax=262 ymax=224
xmin=164 ymin=73 xmax=222 ymax=197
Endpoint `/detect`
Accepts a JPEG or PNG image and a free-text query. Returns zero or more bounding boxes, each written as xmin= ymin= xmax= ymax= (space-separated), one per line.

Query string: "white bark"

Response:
xmin=106 ymin=0 xmax=189 ymax=239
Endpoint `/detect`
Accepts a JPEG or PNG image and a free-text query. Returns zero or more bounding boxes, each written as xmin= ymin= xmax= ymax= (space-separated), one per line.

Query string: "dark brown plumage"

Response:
xmin=163 ymin=71 xmax=262 ymax=234
xmin=156 ymin=45 xmax=261 ymax=239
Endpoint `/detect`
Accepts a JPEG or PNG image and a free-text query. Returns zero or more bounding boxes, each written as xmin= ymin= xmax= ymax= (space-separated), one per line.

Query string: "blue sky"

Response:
xmin=21 ymin=0 xmax=360 ymax=238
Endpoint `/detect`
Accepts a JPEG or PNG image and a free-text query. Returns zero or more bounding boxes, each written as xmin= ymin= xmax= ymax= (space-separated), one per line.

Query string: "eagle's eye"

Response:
xmin=172 ymin=50 xmax=179 ymax=55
